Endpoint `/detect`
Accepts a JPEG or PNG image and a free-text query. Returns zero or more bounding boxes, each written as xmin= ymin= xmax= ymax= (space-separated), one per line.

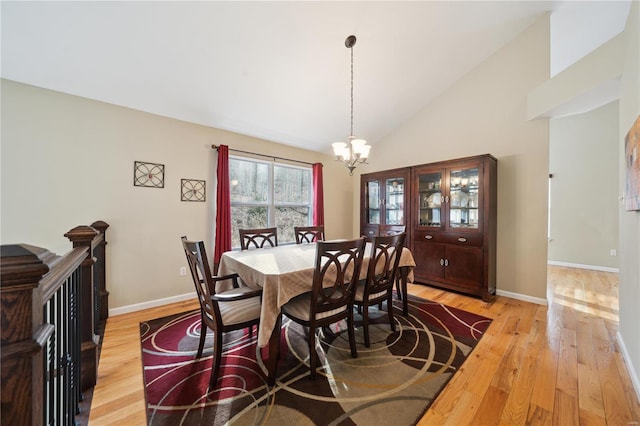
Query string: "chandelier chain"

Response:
xmin=350 ymin=43 xmax=354 ymax=137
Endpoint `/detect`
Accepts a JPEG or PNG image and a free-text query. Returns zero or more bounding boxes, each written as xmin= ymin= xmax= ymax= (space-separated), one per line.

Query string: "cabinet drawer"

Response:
xmin=362 ymin=225 xmax=379 ymax=240
xmin=413 ymin=230 xmax=444 ymax=243
xmin=441 ymin=233 xmax=483 ymax=247
xmin=413 ymin=230 xmax=482 ymax=247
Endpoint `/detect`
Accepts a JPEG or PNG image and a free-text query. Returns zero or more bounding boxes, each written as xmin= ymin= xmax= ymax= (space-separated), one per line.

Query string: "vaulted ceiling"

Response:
xmin=2 ymin=1 xmax=591 ymax=154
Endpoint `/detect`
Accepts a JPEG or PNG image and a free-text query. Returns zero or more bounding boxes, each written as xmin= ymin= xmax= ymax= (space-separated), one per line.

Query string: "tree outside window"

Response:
xmin=229 ymin=157 xmax=312 ymax=248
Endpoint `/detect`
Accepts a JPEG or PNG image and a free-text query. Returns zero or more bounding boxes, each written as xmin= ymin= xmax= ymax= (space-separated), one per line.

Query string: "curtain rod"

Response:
xmin=211 ymin=144 xmax=315 ymax=166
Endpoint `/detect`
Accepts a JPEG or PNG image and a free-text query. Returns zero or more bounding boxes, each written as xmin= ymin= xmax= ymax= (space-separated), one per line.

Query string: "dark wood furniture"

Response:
xmin=239 ymin=227 xmax=278 ymax=250
xmin=218 ymin=240 xmax=416 ymax=385
xmin=1 ymin=221 xmax=109 ymax=425
xmin=181 ymin=237 xmax=262 ymax=389
xmin=360 ymin=154 xmax=497 ymax=301
xmin=294 ymin=225 xmax=325 ymax=244
xmin=280 ymin=238 xmax=366 ymax=378
xmin=360 ymin=167 xmax=411 ymax=241
xmin=354 ymin=233 xmax=406 ymax=347
xmin=379 ymin=225 xmax=406 ymax=236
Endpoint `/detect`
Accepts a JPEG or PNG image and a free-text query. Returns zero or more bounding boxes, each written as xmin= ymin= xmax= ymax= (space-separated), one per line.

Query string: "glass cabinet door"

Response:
xmin=385 ymin=177 xmax=404 ymax=225
xmin=417 ymin=172 xmax=443 ymax=227
xmin=367 ymin=180 xmax=381 ymax=224
xmin=448 ymin=166 xmax=479 ymax=229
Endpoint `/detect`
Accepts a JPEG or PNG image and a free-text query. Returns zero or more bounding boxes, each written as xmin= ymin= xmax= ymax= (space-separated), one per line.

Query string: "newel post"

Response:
xmin=64 ymin=225 xmax=99 ymax=391
xmin=1 ymin=244 xmax=57 ymax=426
xmin=91 ymin=220 xmax=110 ymax=328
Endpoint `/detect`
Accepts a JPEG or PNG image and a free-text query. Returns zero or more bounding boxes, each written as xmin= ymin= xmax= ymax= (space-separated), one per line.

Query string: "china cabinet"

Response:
xmin=360 ymin=168 xmax=410 ymax=240
xmin=411 ymin=154 xmax=497 ymax=301
xmin=359 ymin=154 xmax=497 ymax=301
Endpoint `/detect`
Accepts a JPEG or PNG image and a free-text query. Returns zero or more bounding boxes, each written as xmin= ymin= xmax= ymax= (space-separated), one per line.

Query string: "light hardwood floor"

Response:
xmin=89 ymin=266 xmax=640 ymax=425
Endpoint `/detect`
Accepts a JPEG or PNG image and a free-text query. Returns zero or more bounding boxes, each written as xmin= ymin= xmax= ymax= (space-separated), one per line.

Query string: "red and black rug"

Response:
xmin=140 ymin=295 xmax=491 ymax=425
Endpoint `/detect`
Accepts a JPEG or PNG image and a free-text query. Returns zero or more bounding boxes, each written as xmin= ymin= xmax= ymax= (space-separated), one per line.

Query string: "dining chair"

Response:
xmin=181 ymin=237 xmax=263 ymax=389
xmin=380 ymin=225 xmax=406 ymax=236
xmin=379 ymin=225 xmax=407 ymax=297
xmin=280 ymin=238 xmax=366 ymax=378
xmin=354 ymin=233 xmax=406 ymax=348
xmin=294 ymin=225 xmax=325 ymax=244
xmin=239 ymin=227 xmax=278 ymax=250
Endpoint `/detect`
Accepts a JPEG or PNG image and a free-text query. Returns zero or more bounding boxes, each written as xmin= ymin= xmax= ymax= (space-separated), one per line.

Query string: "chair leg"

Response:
xmin=197 ymin=320 xmax=206 ymax=358
xmin=362 ymin=304 xmax=371 ymax=348
xmin=348 ymin=310 xmax=358 ymax=358
xmin=209 ymin=332 xmax=223 ymax=390
xmin=388 ymin=293 xmax=396 ymax=333
xmin=308 ymin=326 xmax=317 ymax=379
xmin=395 ymin=275 xmax=402 ymax=301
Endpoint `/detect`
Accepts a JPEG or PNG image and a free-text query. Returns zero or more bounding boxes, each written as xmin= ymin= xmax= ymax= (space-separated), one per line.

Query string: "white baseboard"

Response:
xmin=109 ymin=289 xmax=549 ymax=316
xmin=616 ymin=331 xmax=640 ymax=404
xmin=496 ymin=289 xmax=548 ymax=306
xmin=547 ymin=260 xmax=619 ymax=273
xmin=109 ymin=291 xmax=196 ymax=317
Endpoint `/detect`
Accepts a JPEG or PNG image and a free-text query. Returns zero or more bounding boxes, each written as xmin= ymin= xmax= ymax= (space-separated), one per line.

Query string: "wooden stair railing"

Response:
xmin=1 ymin=221 xmax=109 ymax=425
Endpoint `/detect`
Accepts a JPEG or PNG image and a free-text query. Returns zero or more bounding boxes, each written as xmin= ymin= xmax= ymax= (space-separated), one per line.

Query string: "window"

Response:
xmin=229 ymin=157 xmax=312 ymax=248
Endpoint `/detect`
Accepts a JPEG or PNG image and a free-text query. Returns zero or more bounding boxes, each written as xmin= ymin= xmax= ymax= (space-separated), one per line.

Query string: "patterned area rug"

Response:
xmin=140 ymin=295 xmax=491 ymax=425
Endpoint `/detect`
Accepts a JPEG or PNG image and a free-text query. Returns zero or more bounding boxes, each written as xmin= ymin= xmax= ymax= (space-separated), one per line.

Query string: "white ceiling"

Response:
xmin=1 ymin=1 xmax=608 ymax=155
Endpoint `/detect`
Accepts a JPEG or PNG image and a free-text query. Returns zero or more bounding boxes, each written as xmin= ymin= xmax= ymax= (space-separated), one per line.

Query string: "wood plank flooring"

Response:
xmin=88 ymin=266 xmax=640 ymax=425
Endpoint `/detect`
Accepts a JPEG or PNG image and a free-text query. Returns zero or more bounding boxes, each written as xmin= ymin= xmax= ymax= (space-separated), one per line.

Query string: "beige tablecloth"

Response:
xmin=218 ymin=242 xmax=416 ymax=347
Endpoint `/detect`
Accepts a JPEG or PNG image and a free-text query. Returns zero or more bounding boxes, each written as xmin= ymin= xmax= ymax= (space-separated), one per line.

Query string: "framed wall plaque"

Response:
xmin=134 ymin=161 xmax=165 ymax=188
xmin=181 ymin=179 xmax=206 ymax=202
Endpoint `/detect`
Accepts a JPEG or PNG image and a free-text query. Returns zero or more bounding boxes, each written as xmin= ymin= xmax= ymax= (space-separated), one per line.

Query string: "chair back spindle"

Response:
xmin=239 ymin=227 xmax=278 ymax=250
xmin=312 ymin=239 xmax=364 ymax=318
xmin=182 ymin=237 xmax=222 ymax=329
xmin=294 ymin=226 xmax=325 ymax=244
xmin=365 ymin=233 xmax=406 ymax=298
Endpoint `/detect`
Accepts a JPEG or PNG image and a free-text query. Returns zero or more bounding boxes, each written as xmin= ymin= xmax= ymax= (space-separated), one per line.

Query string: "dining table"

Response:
xmin=218 ymin=240 xmax=416 ymax=385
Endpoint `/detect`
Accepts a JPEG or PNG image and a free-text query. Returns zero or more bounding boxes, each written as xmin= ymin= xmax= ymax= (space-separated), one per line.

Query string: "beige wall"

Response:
xmin=0 ymin=79 xmax=354 ymax=310
xmin=527 ymin=32 xmax=625 ymax=120
xmin=524 ymin=1 xmax=640 ymax=399
xmin=618 ymin=0 xmax=640 ymax=398
xmin=549 ymin=101 xmax=619 ymax=269
xmin=356 ymin=16 xmax=551 ymax=299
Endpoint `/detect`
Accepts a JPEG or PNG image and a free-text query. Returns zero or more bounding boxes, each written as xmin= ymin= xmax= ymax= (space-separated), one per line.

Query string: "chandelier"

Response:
xmin=332 ymin=35 xmax=371 ymax=175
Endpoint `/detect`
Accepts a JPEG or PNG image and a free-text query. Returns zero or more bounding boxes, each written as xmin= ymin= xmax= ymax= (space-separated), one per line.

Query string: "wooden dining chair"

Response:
xmin=239 ymin=227 xmax=278 ymax=250
xmin=379 ymin=225 xmax=407 ymax=297
xmin=280 ymin=238 xmax=366 ymax=378
xmin=294 ymin=225 xmax=325 ymax=244
xmin=181 ymin=237 xmax=263 ymax=389
xmin=353 ymin=233 xmax=406 ymax=348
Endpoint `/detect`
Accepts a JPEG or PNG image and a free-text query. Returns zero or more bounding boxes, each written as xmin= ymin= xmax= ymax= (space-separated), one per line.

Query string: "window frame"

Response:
xmin=229 ymin=155 xmax=313 ymax=248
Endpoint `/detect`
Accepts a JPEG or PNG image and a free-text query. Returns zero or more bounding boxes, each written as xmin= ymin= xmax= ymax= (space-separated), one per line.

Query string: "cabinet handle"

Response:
xmin=445 ymin=195 xmax=449 ymax=203
xmin=440 ymin=258 xmax=444 ymax=266
xmin=444 ymin=259 xmax=449 ymax=266
xmin=458 ymin=237 xmax=467 ymax=242
xmin=425 ymin=235 xmax=433 ymax=240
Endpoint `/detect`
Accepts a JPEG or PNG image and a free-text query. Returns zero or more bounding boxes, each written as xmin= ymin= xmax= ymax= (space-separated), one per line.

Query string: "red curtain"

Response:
xmin=213 ymin=145 xmax=231 ymax=272
xmin=312 ymin=163 xmax=324 ymax=226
